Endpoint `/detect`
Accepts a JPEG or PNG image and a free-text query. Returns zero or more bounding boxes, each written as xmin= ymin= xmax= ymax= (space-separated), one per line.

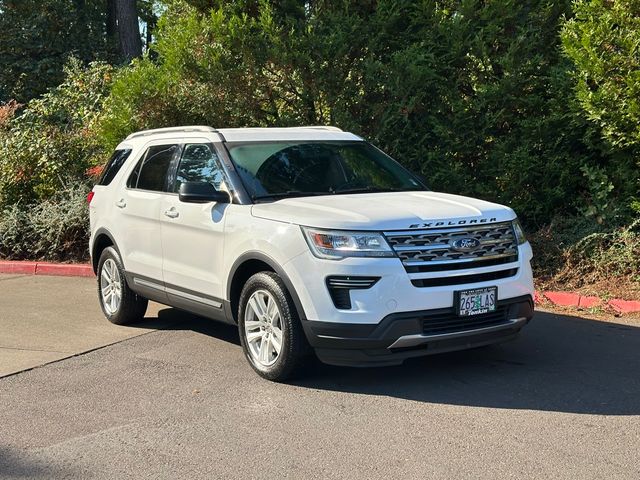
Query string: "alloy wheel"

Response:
xmin=100 ymin=258 xmax=122 ymax=315
xmin=244 ymin=290 xmax=283 ymax=367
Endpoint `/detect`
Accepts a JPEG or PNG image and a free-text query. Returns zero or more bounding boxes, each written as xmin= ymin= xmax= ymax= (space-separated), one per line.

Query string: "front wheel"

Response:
xmin=238 ymin=272 xmax=311 ymax=381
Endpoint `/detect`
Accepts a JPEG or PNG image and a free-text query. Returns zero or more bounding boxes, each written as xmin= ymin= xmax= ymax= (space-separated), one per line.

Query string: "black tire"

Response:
xmin=238 ymin=272 xmax=311 ymax=382
xmin=97 ymin=246 xmax=148 ymax=325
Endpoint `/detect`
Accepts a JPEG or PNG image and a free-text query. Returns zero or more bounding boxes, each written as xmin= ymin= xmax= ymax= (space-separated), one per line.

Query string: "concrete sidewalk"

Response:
xmin=0 ymin=274 xmax=168 ymax=377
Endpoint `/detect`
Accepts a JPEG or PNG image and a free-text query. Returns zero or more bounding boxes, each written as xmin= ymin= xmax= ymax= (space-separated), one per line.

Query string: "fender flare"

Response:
xmin=91 ymin=227 xmax=121 ymax=274
xmin=226 ymin=251 xmax=308 ymax=323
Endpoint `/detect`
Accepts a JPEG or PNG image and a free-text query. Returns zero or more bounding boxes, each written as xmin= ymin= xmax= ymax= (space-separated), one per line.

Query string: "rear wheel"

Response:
xmin=97 ymin=247 xmax=148 ymax=325
xmin=238 ymin=272 xmax=311 ymax=381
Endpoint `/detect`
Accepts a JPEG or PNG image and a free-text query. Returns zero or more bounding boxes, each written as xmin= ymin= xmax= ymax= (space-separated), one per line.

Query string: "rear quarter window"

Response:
xmin=98 ymin=149 xmax=133 ymax=186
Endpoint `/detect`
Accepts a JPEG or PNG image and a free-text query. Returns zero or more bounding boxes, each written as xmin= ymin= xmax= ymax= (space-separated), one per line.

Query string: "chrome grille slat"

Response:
xmin=403 ymin=253 xmax=516 ymax=266
xmin=392 ymin=243 xmax=450 ymax=252
xmin=385 ymin=222 xmax=518 ymax=271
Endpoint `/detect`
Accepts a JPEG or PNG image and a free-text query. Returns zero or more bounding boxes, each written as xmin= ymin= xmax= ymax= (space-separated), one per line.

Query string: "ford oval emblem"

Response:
xmin=451 ymin=237 xmax=481 ymax=251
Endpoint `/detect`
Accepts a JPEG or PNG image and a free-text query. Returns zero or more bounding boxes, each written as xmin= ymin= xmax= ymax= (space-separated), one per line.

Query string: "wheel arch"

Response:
xmin=226 ymin=252 xmax=307 ymax=324
xmin=91 ymin=228 xmax=120 ymax=274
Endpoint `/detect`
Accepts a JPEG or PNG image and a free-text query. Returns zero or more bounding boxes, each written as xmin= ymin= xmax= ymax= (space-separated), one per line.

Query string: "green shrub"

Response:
xmin=0 ymin=182 xmax=90 ymax=261
xmin=0 ymin=59 xmax=114 ymax=207
xmin=529 ymin=216 xmax=640 ymax=288
xmin=98 ymin=1 xmax=319 ymax=150
xmin=310 ymin=0 xmax=599 ymax=225
xmin=0 ymin=0 xmax=636 ymax=272
xmin=562 ymin=0 xmax=640 ymax=152
xmin=99 ymin=0 xmax=631 ymax=226
xmin=0 ymin=203 xmax=29 ymax=259
xmin=565 ymin=220 xmax=640 ymax=281
xmin=562 ymin=0 xmax=640 ymax=213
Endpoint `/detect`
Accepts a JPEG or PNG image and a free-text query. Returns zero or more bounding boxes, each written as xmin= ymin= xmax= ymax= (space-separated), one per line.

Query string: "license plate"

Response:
xmin=456 ymin=287 xmax=497 ymax=317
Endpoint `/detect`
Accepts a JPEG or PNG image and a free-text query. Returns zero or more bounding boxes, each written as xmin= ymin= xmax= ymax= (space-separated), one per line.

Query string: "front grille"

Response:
xmin=421 ymin=307 xmax=509 ymax=336
xmin=405 ymin=255 xmax=518 ymax=274
xmin=384 ymin=222 xmax=518 ymax=272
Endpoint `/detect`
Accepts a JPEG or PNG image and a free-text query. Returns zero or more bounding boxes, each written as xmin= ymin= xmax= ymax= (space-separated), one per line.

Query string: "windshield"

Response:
xmin=226 ymin=141 xmax=426 ymax=201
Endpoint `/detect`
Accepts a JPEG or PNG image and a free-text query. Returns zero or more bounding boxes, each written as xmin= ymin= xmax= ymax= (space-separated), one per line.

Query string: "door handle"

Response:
xmin=164 ymin=208 xmax=179 ymax=219
xmin=115 ymin=199 xmax=126 ymax=209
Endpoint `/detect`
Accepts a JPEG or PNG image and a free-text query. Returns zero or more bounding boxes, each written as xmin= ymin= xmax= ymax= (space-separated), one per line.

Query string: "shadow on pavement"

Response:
xmin=142 ymin=308 xmax=241 ymax=346
xmin=0 ymin=447 xmax=72 ymax=479
xmin=295 ymin=311 xmax=640 ymax=416
xmin=138 ymin=308 xmax=640 ymax=416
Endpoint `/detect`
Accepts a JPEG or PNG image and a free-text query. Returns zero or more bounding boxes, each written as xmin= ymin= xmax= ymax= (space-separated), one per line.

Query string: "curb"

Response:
xmin=0 ymin=261 xmax=94 ymax=277
xmin=535 ymin=290 xmax=640 ymax=314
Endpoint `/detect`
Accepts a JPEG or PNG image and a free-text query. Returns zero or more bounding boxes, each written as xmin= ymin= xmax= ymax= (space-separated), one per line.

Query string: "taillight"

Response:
xmin=87 ymin=191 xmax=95 ymax=204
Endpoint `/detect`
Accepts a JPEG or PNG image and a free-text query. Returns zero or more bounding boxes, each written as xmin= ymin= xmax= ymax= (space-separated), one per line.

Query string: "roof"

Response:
xmin=218 ymin=126 xmax=361 ymax=142
xmin=124 ymin=126 xmax=361 ymax=143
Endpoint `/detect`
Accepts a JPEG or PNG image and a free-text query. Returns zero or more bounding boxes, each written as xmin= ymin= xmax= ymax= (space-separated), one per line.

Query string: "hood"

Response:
xmin=251 ymin=191 xmax=516 ymax=231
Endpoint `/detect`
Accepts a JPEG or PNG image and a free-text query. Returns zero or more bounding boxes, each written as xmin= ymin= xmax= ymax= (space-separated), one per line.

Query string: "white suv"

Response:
xmin=89 ymin=126 xmax=534 ymax=381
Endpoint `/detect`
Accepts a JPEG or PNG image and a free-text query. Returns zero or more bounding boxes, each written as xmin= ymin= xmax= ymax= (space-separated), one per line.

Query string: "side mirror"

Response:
xmin=179 ymin=181 xmax=230 ymax=204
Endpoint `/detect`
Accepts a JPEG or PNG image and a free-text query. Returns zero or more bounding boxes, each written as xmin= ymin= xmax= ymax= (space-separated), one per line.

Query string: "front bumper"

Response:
xmin=301 ymin=295 xmax=534 ymax=367
xmin=283 ymin=243 xmax=534 ymax=325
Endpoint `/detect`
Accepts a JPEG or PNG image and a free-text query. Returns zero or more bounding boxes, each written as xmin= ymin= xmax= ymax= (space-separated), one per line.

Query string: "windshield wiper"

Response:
xmin=331 ymin=186 xmax=426 ymax=195
xmin=331 ymin=186 xmax=391 ymax=195
xmin=251 ymin=191 xmax=329 ymax=202
xmin=252 ymin=187 xmax=427 ymax=202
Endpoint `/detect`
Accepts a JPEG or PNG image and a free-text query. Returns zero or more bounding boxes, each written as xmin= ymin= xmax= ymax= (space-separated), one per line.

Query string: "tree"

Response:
xmin=115 ymin=0 xmax=143 ymax=61
xmin=102 ymin=0 xmax=636 ymax=224
xmin=0 ymin=0 xmax=150 ymax=103
xmin=562 ymin=0 xmax=640 ymax=216
xmin=0 ymin=0 xmax=112 ymax=102
xmin=562 ymin=0 xmax=640 ymax=151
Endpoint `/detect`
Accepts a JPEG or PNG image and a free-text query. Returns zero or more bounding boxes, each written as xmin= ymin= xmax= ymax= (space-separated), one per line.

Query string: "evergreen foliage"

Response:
xmin=0 ymin=0 xmax=115 ymax=103
xmin=562 ymin=0 xmax=640 ymax=219
xmin=0 ymin=0 xmax=638 ymax=271
xmin=0 ymin=60 xmax=114 ymax=206
xmin=99 ymin=0 xmax=636 ymax=225
xmin=562 ymin=0 xmax=640 ymax=152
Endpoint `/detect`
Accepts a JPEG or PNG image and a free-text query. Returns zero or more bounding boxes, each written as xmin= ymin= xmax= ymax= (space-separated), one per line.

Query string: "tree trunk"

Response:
xmin=106 ymin=0 xmax=117 ymax=43
xmin=73 ymin=0 xmax=89 ymax=59
xmin=115 ymin=0 xmax=142 ymax=61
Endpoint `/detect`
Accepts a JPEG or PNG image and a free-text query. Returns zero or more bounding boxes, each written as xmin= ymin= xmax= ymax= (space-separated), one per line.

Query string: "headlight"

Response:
xmin=512 ymin=218 xmax=527 ymax=245
xmin=301 ymin=227 xmax=395 ymax=259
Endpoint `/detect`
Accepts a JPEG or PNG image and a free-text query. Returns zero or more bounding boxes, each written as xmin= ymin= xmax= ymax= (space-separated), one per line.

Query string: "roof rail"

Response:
xmin=124 ymin=125 xmax=343 ymax=141
xmin=125 ymin=126 xmax=217 ymax=140
xmin=295 ymin=126 xmax=343 ymax=132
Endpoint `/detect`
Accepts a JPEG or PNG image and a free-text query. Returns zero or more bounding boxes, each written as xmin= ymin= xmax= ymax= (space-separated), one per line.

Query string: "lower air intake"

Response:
xmin=326 ymin=276 xmax=380 ymax=310
xmin=421 ymin=307 xmax=509 ymax=336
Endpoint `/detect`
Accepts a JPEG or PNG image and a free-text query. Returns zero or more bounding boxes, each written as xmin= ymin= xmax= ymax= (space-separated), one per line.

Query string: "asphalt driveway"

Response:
xmin=1 ymin=274 xmax=639 ymax=479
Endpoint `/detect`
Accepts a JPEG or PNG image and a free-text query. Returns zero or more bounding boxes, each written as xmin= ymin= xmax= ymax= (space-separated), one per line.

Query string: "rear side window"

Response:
xmin=98 ymin=149 xmax=132 ymax=186
xmin=127 ymin=144 xmax=178 ymax=191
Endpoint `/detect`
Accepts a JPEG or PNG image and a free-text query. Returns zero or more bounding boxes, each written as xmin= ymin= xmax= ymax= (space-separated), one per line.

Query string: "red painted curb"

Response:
xmin=608 ymin=299 xmax=640 ymax=314
xmin=578 ymin=295 xmax=601 ymax=309
xmin=539 ymin=289 xmax=639 ymax=314
xmin=0 ymin=261 xmax=93 ymax=277
xmin=35 ymin=262 xmax=94 ymax=277
xmin=0 ymin=261 xmax=37 ymax=275
xmin=543 ymin=291 xmax=581 ymax=307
